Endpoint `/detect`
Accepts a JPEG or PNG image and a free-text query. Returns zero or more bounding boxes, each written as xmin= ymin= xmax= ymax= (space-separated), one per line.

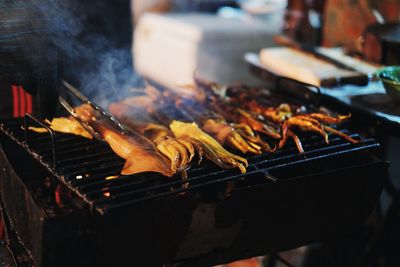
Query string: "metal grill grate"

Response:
xmin=0 ymin=117 xmax=379 ymax=215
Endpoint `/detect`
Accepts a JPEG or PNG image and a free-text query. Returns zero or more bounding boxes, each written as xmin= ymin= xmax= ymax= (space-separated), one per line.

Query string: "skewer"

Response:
xmin=58 ymin=96 xmax=104 ymax=142
xmin=59 ymin=80 xmax=130 ymax=142
xmin=61 ymin=80 xmax=127 ymax=133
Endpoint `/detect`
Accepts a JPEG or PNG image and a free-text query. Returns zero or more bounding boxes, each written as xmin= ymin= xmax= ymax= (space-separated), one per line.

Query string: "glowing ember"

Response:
xmin=105 ymin=175 xmax=119 ymax=180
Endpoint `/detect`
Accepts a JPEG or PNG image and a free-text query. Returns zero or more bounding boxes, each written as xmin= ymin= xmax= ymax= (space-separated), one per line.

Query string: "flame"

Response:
xmin=105 ymin=175 xmax=119 ymax=180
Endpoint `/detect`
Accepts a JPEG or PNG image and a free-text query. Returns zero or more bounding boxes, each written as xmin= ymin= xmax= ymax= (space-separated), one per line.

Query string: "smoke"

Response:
xmin=81 ymin=48 xmax=144 ymax=108
xmin=16 ymin=0 xmax=143 ymax=108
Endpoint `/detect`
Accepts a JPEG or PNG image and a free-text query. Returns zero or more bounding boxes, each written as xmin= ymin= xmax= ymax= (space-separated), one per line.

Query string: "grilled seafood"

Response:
xmin=120 ymin=86 xmax=267 ymax=160
xmin=193 ymin=77 xmax=358 ymax=153
xmin=29 ymin=117 xmax=93 ymax=139
xmin=74 ymin=104 xmax=173 ymax=177
xmin=159 ymin=86 xmax=276 ymax=153
xmin=278 ymin=112 xmax=356 ymax=151
xmin=248 ymin=101 xmax=357 ymax=152
xmin=255 ymin=102 xmax=293 ymax=124
xmin=113 ymin=94 xmax=250 ymax=172
xmin=193 ymin=78 xmax=282 ymax=140
xmin=201 ymin=118 xmax=274 ymax=154
xmin=170 ymin=120 xmax=248 ymax=173
xmin=109 ymin=102 xmax=199 ymax=177
xmin=34 ymin=77 xmax=359 ymax=180
xmin=235 ymin=109 xmax=281 ymax=139
xmin=186 ymin=106 xmax=273 ymax=153
xmin=27 ymin=76 xmax=360 ymax=183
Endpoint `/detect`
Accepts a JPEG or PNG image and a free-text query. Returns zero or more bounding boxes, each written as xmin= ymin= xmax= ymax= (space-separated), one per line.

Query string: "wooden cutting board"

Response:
xmin=259 ymin=47 xmax=368 ymax=87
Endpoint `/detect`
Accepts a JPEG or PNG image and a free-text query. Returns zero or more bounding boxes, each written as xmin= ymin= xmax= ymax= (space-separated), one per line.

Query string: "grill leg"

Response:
xmin=0 ymin=199 xmax=32 ymax=267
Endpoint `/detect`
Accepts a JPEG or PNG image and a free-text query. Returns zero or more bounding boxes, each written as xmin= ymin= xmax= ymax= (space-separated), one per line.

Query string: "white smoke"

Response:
xmin=9 ymin=0 xmax=143 ymax=108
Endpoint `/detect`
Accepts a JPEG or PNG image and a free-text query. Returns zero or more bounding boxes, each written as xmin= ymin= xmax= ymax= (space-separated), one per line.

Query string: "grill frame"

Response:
xmin=0 ymin=128 xmax=387 ymax=267
xmin=0 ymin=84 xmax=389 ymax=266
xmin=0 ymin=116 xmax=384 ymax=215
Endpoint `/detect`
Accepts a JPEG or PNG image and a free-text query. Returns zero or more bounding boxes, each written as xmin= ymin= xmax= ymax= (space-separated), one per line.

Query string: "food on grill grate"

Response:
xmin=108 ymin=101 xmax=201 ymax=178
xmin=193 ymin=78 xmax=283 ymax=141
xmin=0 ymin=74 xmax=386 ymax=266
xmin=74 ymin=104 xmax=173 ymax=177
xmin=201 ymin=118 xmax=268 ymax=154
xmin=161 ymin=89 xmax=275 ymax=154
xmin=110 ymin=90 xmax=252 ymax=174
xmin=242 ymin=101 xmax=357 ymax=153
xmin=170 ymin=120 xmax=248 ymax=174
xmin=29 ymin=117 xmax=93 ymax=139
xmin=193 ymin=77 xmax=358 ymax=153
xmin=147 ymin=85 xmax=276 ymax=154
xmin=110 ymin=101 xmax=248 ymax=174
xmin=234 ymin=108 xmax=281 ymax=139
xmin=278 ymin=113 xmax=357 ymax=152
xmin=28 ymin=79 xmax=359 ymax=178
xmin=0 ymin=114 xmax=386 ymax=266
xmin=151 ymin=129 xmax=196 ymax=178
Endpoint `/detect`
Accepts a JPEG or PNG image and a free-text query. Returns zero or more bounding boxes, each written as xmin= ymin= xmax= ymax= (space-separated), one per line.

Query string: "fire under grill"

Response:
xmin=0 ymin=113 xmax=388 ymax=267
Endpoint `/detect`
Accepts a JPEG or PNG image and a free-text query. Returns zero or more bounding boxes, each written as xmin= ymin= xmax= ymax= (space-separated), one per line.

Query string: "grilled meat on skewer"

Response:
xmin=30 ymin=105 xmax=174 ymax=177
xmin=156 ymin=86 xmax=275 ymax=153
xmin=110 ymin=94 xmax=249 ymax=173
xmin=74 ymin=104 xmax=173 ymax=177
xmin=109 ymin=101 xmax=199 ymax=178
xmin=170 ymin=120 xmax=248 ymax=174
xmin=29 ymin=77 xmax=358 ymax=177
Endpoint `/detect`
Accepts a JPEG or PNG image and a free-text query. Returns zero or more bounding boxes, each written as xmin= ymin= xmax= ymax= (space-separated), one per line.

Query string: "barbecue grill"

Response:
xmin=0 ymin=97 xmax=387 ymax=267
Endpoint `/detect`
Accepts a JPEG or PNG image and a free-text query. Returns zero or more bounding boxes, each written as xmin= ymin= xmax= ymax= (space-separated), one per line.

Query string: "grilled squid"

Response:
xmin=109 ymin=101 xmax=200 ymax=178
xmin=201 ymin=118 xmax=274 ymax=154
xmin=153 ymin=86 xmax=275 ymax=154
xmin=193 ymin=77 xmax=358 ymax=153
xmin=74 ymin=104 xmax=173 ymax=177
xmin=170 ymin=120 xmax=248 ymax=173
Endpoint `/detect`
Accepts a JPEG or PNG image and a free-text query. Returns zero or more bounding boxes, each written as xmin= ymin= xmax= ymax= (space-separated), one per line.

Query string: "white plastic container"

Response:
xmin=134 ymin=13 xmax=280 ymax=87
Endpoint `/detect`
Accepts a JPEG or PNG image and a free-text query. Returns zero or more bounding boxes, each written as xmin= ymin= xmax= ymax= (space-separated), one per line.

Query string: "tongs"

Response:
xmin=58 ymin=80 xmax=127 ymax=142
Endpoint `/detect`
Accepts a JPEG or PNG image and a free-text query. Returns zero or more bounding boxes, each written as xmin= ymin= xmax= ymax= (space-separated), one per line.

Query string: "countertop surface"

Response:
xmin=321 ymin=81 xmax=400 ymax=125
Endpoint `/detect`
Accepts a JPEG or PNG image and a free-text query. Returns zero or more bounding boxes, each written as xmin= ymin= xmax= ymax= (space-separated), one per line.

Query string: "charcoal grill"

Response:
xmin=0 ymin=107 xmax=387 ymax=267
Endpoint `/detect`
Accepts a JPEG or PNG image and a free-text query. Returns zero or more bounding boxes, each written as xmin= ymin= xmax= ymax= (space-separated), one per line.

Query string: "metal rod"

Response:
xmin=61 ymin=80 xmax=127 ymax=133
xmin=62 ymin=80 xmax=89 ymax=102
xmin=24 ymin=113 xmax=57 ymax=170
xmin=58 ymin=96 xmax=104 ymax=142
